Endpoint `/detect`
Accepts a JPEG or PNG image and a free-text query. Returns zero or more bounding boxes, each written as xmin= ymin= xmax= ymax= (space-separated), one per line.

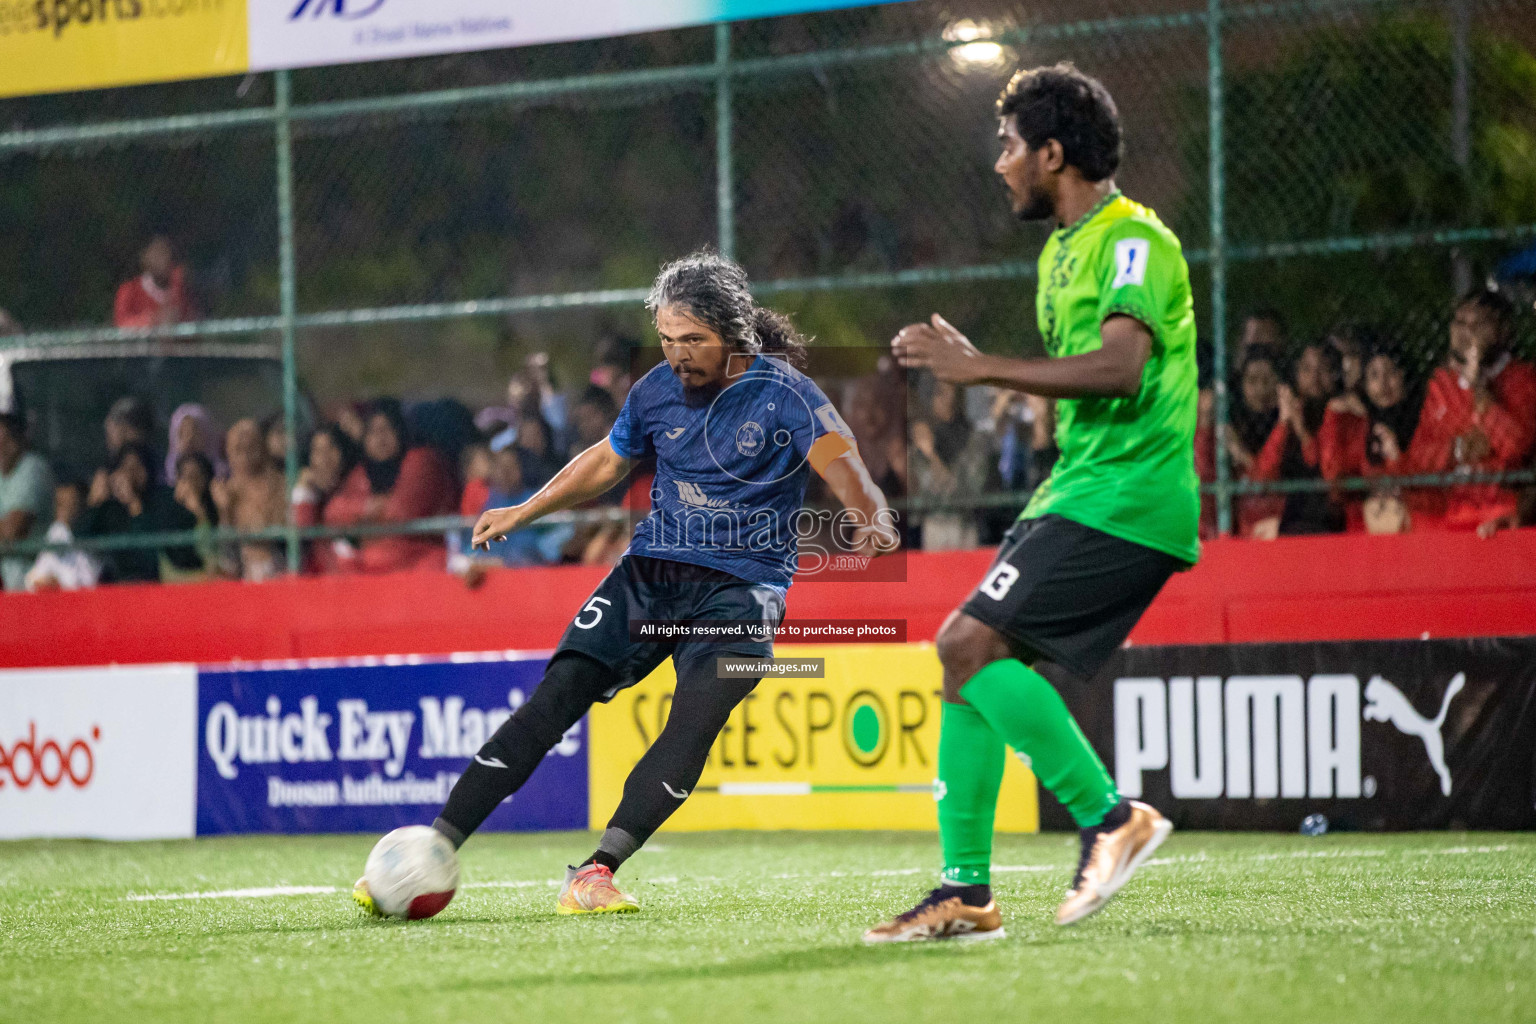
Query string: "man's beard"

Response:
xmin=1013 ymin=186 xmax=1055 ymax=222
xmin=677 ymin=366 xmax=724 ymax=405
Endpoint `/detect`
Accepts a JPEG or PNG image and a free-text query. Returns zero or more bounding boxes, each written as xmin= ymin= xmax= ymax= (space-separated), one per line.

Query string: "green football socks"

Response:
xmin=936 ymin=657 xmax=1123 ymax=885
xmin=936 ymin=700 xmax=1006 ymax=886
xmin=964 ymin=660 xmax=1124 ymax=829
xmin=960 ymin=658 xmax=1120 ymax=828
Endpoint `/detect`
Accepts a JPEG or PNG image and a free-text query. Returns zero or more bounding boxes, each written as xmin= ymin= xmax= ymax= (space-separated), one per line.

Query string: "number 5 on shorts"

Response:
xmin=574 ymin=596 xmax=612 ymax=629
xmin=979 ymin=563 xmax=1019 ymax=600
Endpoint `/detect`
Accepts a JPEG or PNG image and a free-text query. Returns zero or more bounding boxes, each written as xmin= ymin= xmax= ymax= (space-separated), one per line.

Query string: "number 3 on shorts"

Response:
xmin=979 ymin=563 xmax=1019 ymax=601
xmin=574 ymin=596 xmax=612 ymax=629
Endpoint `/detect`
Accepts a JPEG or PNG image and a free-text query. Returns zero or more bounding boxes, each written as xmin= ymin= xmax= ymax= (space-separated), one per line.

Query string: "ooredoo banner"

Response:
xmin=586 ymin=643 xmax=1039 ymax=832
xmin=0 ymin=664 xmax=197 ymax=839
xmin=1045 ymin=636 xmax=1536 ymax=831
xmin=196 ymin=655 xmax=587 ymax=835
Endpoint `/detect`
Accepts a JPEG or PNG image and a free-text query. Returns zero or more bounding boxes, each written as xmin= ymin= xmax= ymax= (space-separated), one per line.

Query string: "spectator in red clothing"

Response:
xmin=322 ymin=400 xmax=456 ymax=573
xmin=113 ymin=236 xmax=195 ymax=329
xmin=1220 ymin=347 xmax=1286 ymax=537
xmin=290 ymin=424 xmax=361 ymax=574
xmin=1243 ymin=343 xmax=1344 ymax=536
xmin=1319 ymin=344 xmax=1418 ymax=532
xmin=1406 ymin=287 xmax=1536 ymax=531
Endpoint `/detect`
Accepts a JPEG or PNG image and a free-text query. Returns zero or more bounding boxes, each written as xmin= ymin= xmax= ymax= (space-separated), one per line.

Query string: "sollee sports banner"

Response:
xmin=1044 ymin=636 xmax=1536 ymax=832
xmin=0 ymin=0 xmax=248 ymax=101
xmin=0 ymin=0 xmax=911 ymax=100
xmin=586 ymin=643 xmax=1040 ymax=832
xmin=0 ymin=664 xmax=197 ymax=840
xmin=196 ymin=654 xmax=585 ymax=835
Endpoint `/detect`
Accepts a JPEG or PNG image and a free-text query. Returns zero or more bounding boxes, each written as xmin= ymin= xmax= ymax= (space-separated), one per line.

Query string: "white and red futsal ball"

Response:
xmin=363 ymin=826 xmax=460 ymax=920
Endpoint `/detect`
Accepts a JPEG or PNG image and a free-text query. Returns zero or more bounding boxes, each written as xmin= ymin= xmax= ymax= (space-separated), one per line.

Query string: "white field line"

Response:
xmin=118 ymin=843 xmax=1521 ymax=903
xmin=125 ymin=885 xmax=339 ymax=902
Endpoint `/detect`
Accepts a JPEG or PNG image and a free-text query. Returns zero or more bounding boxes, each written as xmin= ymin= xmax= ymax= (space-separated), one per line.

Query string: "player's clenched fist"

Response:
xmin=890 ymin=313 xmax=986 ymax=385
xmin=471 ymin=505 xmax=530 ymax=550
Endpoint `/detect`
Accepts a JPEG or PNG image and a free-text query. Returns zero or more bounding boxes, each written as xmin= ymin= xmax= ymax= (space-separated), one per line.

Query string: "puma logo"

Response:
xmin=664 ymin=426 xmax=686 ymax=439
xmin=662 ymin=781 xmax=689 ymax=799
xmin=1363 ymin=672 xmax=1465 ymax=797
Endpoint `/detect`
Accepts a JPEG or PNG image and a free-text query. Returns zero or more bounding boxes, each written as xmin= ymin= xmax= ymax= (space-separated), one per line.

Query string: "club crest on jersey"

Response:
xmin=736 ymin=421 xmax=766 ymax=456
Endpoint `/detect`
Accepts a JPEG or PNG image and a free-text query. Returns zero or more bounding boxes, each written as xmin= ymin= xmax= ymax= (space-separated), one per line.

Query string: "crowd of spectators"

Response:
xmin=1 ymin=250 xmax=1534 ymax=592
xmin=1199 ymin=287 xmax=1536 ymax=540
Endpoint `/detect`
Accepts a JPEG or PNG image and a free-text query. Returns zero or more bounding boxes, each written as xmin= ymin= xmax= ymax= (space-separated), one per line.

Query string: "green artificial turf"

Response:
xmin=1 ymin=831 xmax=1533 ymax=1023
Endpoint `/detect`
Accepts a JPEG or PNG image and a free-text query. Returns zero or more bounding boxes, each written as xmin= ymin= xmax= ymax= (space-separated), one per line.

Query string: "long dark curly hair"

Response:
xmin=646 ymin=248 xmax=809 ymax=369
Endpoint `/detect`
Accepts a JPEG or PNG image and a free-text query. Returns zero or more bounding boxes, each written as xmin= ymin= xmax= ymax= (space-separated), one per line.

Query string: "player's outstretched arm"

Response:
xmin=892 ymin=313 xmax=1152 ymax=399
xmin=811 ymin=437 xmax=900 ymax=558
xmin=471 ymin=438 xmax=631 ymax=550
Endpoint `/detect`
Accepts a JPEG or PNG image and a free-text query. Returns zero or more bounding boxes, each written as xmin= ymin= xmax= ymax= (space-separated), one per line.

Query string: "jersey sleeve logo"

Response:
xmin=1112 ymin=237 xmax=1151 ymax=287
xmin=813 ymin=402 xmax=853 ymax=438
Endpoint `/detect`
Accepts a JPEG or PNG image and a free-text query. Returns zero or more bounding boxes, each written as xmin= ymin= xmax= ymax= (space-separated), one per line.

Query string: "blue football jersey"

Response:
xmin=607 ymin=354 xmax=855 ymax=589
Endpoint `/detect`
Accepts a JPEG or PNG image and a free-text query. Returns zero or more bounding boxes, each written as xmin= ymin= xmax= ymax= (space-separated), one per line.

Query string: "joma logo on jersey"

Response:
xmin=673 ymin=481 xmax=736 ymax=509
xmin=1114 ymin=675 xmax=1364 ymax=800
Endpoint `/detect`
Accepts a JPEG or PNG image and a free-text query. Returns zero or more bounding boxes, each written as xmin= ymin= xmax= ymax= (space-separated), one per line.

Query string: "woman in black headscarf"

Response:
xmin=1223 ymin=347 xmax=1286 ymax=536
xmin=1320 ymin=342 xmax=1419 ymax=531
xmin=291 ymin=423 xmax=362 ymax=573
xmin=1261 ymin=342 xmax=1345 ymax=535
xmin=322 ymin=399 xmax=456 ymax=572
xmin=77 ymin=443 xmax=201 ymax=582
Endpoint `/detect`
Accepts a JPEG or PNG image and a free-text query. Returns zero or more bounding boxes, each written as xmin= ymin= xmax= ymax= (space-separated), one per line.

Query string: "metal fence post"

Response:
xmin=1449 ymin=0 xmax=1474 ymax=294
xmin=716 ymin=20 xmax=736 ymax=261
xmin=1209 ymin=0 xmax=1233 ymax=536
xmin=275 ymin=69 xmax=302 ymax=573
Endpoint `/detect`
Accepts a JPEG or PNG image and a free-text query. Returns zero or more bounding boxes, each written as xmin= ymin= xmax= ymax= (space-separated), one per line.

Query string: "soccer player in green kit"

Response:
xmin=864 ymin=63 xmax=1199 ymax=943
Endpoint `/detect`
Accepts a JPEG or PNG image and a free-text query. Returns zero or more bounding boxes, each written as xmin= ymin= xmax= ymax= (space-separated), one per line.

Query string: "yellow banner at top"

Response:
xmin=0 ymin=0 xmax=247 ymax=100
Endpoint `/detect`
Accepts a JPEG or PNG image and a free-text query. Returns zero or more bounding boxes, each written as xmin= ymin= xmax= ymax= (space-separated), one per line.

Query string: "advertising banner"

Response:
xmin=2 ymin=0 xmax=909 ymax=99
xmin=249 ymin=0 xmax=896 ymax=75
xmin=0 ymin=664 xmax=197 ymax=839
xmin=196 ymin=655 xmax=586 ymax=835
xmin=0 ymin=0 xmax=247 ymax=101
xmin=1046 ymin=637 xmax=1536 ymax=831
xmin=586 ymin=643 xmax=1039 ymax=832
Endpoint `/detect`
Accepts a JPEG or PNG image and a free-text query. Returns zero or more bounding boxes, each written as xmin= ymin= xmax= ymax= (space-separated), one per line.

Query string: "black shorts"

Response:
xmin=959 ymin=514 xmax=1184 ymax=680
xmin=553 ymin=555 xmax=786 ymax=694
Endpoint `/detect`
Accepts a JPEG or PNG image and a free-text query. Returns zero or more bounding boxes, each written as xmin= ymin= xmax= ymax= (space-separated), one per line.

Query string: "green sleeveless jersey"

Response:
xmin=1021 ymin=191 xmax=1201 ymax=566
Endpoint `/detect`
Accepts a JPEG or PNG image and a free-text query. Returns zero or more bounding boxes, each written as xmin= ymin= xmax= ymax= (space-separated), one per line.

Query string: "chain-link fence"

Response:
xmin=1 ymin=0 xmax=1533 ymax=580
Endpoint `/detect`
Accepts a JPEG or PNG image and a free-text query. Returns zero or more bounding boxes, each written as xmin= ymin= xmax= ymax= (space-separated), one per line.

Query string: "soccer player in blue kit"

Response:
xmin=356 ymin=250 xmax=898 ymax=916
